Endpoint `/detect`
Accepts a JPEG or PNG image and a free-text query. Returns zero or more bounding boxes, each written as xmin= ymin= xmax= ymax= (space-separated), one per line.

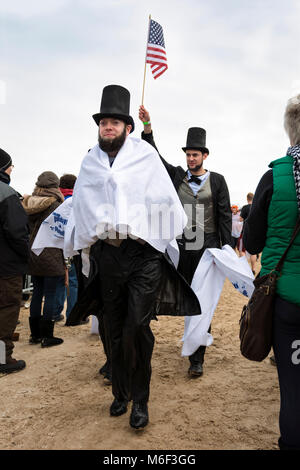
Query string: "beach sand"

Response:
xmin=0 ymin=278 xmax=279 ymax=450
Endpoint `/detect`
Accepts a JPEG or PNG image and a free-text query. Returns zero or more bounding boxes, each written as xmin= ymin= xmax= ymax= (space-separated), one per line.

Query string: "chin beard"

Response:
xmin=188 ymin=164 xmax=202 ymax=173
xmin=98 ymin=127 xmax=127 ymax=153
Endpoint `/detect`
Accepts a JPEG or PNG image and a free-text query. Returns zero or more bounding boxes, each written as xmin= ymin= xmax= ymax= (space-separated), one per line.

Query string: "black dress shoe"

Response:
xmin=103 ymin=370 xmax=112 ymax=385
xmin=99 ymin=361 xmax=110 ymax=376
xmin=110 ymin=398 xmax=128 ymax=417
xmin=130 ymin=402 xmax=149 ymax=429
xmin=270 ymin=355 xmax=277 ymax=366
xmin=188 ymin=361 xmax=203 ymax=377
xmin=53 ymin=314 xmax=64 ymax=322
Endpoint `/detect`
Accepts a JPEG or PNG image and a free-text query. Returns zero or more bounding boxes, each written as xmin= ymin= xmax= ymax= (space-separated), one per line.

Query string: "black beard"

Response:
xmin=188 ymin=164 xmax=202 ymax=173
xmin=98 ymin=127 xmax=127 ymax=153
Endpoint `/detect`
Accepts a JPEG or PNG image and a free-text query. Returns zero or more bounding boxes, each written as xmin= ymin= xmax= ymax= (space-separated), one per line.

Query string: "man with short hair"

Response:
xmin=67 ymin=85 xmax=201 ymax=429
xmin=0 ymin=148 xmax=29 ymax=374
xmin=139 ymin=106 xmax=232 ymax=377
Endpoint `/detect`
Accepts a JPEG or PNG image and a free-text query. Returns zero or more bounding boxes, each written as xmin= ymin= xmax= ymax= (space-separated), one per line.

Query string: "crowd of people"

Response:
xmin=0 ymin=84 xmax=300 ymax=449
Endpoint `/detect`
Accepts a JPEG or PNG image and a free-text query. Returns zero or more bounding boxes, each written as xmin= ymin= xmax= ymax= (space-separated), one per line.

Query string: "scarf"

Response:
xmin=60 ymin=188 xmax=73 ymax=199
xmin=287 ymin=144 xmax=300 ymax=213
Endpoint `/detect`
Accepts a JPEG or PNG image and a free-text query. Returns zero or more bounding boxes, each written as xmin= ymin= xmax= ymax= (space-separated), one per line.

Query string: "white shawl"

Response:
xmin=72 ymin=136 xmax=187 ymax=252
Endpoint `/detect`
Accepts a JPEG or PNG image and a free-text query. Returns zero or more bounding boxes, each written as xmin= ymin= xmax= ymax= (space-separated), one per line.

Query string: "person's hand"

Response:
xmin=139 ymin=105 xmax=150 ymax=123
xmin=139 ymin=105 xmax=152 ymax=134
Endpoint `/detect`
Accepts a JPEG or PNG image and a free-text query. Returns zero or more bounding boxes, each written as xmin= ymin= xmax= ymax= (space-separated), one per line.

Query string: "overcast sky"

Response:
xmin=1 ymin=0 xmax=300 ymax=206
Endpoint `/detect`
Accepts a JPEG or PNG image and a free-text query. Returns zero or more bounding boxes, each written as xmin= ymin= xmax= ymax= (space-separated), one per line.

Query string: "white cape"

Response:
xmin=33 ymin=136 xmax=187 ymax=260
xmin=181 ymin=245 xmax=255 ymax=356
xmin=72 ymin=136 xmax=187 ymax=253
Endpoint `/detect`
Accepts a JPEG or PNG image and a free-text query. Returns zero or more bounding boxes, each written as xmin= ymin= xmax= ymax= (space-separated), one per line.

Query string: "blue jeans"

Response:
xmin=54 ymin=263 xmax=78 ymax=320
xmin=30 ymin=275 xmax=64 ymax=321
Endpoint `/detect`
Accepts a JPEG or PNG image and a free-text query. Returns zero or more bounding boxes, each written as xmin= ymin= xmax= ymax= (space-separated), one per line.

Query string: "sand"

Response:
xmin=0 ymin=278 xmax=280 ymax=450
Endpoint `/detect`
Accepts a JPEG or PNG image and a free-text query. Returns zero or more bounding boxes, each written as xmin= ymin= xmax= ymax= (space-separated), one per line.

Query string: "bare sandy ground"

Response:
xmin=0 ymin=278 xmax=280 ymax=450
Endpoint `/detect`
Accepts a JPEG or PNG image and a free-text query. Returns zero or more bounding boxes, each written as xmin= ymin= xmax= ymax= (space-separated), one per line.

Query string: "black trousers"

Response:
xmin=177 ymin=233 xmax=220 ymax=364
xmin=0 ymin=276 xmax=23 ymax=361
xmin=98 ymin=239 xmax=162 ymax=404
xmin=273 ymin=296 xmax=300 ymax=450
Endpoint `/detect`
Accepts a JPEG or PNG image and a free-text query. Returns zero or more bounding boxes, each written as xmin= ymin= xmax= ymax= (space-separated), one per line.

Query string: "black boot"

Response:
xmin=130 ymin=402 xmax=149 ymax=429
xmin=188 ymin=346 xmax=205 ymax=377
xmin=0 ymin=357 xmax=26 ymax=374
xmin=29 ymin=317 xmax=41 ymax=344
xmin=110 ymin=398 xmax=128 ymax=417
xmin=40 ymin=318 xmax=64 ymax=348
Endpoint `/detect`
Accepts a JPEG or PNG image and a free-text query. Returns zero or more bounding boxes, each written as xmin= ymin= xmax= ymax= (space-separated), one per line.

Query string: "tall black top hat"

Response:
xmin=182 ymin=127 xmax=209 ymax=154
xmin=92 ymin=85 xmax=135 ymax=133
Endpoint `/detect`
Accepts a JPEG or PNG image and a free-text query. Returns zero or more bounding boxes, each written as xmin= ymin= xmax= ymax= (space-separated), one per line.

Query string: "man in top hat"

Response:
xmin=139 ymin=106 xmax=232 ymax=377
xmin=66 ymin=85 xmax=201 ymax=429
xmin=0 ymin=149 xmax=29 ymax=374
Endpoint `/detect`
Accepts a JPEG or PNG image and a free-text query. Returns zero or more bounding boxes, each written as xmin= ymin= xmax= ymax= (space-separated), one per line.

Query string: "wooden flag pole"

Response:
xmin=141 ymin=14 xmax=151 ymax=105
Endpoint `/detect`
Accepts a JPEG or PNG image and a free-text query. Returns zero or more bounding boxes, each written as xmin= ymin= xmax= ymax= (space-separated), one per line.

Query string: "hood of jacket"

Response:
xmin=22 ymin=194 xmax=57 ymax=215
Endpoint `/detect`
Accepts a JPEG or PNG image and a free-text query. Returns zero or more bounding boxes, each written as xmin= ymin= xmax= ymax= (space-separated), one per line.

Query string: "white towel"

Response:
xmin=181 ymin=244 xmax=255 ymax=356
xmin=72 ymin=136 xmax=187 ymax=253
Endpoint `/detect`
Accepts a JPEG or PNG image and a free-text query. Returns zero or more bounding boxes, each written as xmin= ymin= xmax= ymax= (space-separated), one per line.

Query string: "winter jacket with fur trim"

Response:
xmin=23 ymin=194 xmax=65 ymax=277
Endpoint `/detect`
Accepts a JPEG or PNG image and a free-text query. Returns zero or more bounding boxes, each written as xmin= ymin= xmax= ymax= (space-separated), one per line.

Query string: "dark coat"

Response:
xmin=141 ymin=131 xmax=232 ymax=247
xmin=0 ymin=171 xmax=29 ymax=277
xmin=24 ymin=197 xmax=65 ymax=277
xmin=66 ymin=241 xmax=202 ymax=326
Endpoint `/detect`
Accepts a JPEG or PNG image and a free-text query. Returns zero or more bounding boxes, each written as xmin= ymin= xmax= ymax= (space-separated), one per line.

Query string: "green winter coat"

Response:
xmin=260 ymin=155 xmax=300 ymax=306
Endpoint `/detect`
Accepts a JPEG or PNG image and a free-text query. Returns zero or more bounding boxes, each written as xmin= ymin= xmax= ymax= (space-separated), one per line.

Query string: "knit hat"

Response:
xmin=36 ymin=171 xmax=60 ymax=188
xmin=0 ymin=148 xmax=12 ymax=172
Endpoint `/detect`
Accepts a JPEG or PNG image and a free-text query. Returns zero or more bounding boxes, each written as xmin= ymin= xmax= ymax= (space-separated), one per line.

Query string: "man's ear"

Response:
xmin=202 ymin=152 xmax=208 ymax=161
xmin=126 ymin=124 xmax=132 ymax=136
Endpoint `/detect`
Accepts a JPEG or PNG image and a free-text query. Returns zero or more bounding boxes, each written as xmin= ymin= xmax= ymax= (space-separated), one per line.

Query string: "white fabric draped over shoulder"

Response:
xmin=32 ymin=136 xmax=188 ymax=260
xmin=72 ymin=136 xmax=187 ymax=253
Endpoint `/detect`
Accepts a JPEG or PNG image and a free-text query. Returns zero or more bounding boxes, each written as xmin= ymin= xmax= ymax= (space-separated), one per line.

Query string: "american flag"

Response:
xmin=146 ymin=19 xmax=168 ymax=79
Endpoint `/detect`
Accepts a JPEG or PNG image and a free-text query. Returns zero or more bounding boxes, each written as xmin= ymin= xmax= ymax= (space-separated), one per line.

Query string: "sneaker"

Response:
xmin=0 ymin=358 xmax=26 ymax=374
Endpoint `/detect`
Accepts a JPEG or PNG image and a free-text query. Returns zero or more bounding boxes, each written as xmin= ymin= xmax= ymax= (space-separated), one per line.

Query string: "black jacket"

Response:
xmin=243 ymin=170 xmax=273 ymax=254
xmin=141 ymin=131 xmax=232 ymax=247
xmin=66 ymin=240 xmax=202 ymax=326
xmin=0 ymin=171 xmax=29 ymax=277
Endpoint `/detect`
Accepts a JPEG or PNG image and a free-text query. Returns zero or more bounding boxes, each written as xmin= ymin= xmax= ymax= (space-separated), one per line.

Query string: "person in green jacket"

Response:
xmin=243 ymin=94 xmax=300 ymax=451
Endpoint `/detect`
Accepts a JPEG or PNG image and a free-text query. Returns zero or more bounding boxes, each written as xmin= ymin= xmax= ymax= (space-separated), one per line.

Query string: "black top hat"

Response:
xmin=182 ymin=127 xmax=209 ymax=154
xmin=92 ymin=85 xmax=135 ymax=133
